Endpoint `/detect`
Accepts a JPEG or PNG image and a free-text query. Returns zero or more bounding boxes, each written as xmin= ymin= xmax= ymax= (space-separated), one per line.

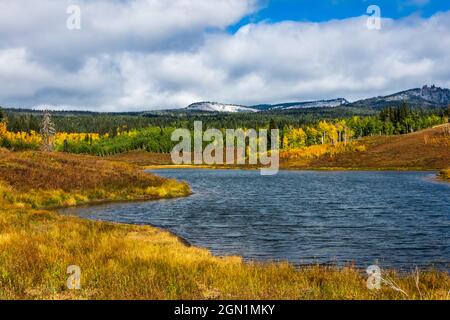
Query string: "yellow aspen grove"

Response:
xmin=284 ymin=128 xmax=307 ymax=150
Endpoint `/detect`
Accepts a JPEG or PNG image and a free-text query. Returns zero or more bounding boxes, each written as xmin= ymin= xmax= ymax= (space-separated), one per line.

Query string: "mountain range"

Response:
xmin=185 ymin=85 xmax=450 ymax=113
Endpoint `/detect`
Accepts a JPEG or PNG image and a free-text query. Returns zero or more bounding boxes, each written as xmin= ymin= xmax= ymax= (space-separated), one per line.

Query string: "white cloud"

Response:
xmin=0 ymin=1 xmax=449 ymax=111
xmin=0 ymin=48 xmax=53 ymax=97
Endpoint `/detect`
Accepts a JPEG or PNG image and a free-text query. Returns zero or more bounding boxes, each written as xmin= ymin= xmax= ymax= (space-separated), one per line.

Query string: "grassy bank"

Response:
xmin=1 ymin=208 xmax=449 ymax=300
xmin=0 ymin=151 xmax=190 ymax=208
xmin=440 ymin=169 xmax=450 ymax=181
xmin=0 ymin=151 xmax=449 ymax=300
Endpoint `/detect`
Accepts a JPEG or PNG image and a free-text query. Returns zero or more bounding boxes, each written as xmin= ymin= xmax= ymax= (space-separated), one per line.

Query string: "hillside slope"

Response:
xmin=107 ymin=125 xmax=450 ymax=171
xmin=0 ymin=151 xmax=190 ymax=208
xmin=282 ymin=125 xmax=450 ymax=170
xmin=350 ymin=85 xmax=450 ymax=109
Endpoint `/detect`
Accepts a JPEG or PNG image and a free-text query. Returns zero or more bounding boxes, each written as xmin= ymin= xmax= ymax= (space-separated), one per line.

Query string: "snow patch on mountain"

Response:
xmin=384 ymin=85 xmax=450 ymax=104
xmin=186 ymin=102 xmax=259 ymax=113
xmin=283 ymin=98 xmax=349 ymax=110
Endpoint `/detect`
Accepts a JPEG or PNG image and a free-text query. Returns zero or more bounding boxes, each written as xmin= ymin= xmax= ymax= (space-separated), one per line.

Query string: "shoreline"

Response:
xmin=144 ymin=164 xmax=441 ymax=173
xmin=56 ymin=168 xmax=448 ymax=274
xmin=144 ymin=164 xmax=440 ymax=171
xmin=54 ymin=166 xmax=448 ymax=268
xmin=58 ymin=201 xmax=450 ymax=273
xmin=58 ymin=197 xmax=195 ymax=248
xmin=54 ymin=190 xmax=193 ymax=211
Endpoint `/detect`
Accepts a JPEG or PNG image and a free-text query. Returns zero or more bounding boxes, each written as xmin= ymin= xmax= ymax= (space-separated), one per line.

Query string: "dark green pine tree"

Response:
xmin=0 ymin=107 xmax=5 ymax=123
xmin=268 ymin=119 xmax=278 ymax=150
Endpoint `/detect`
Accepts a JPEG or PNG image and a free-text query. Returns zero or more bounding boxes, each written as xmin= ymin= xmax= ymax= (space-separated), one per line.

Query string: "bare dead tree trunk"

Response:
xmin=40 ymin=110 xmax=56 ymax=152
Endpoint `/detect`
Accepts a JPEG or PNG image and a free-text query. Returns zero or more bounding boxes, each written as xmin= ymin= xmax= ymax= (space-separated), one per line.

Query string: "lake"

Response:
xmin=62 ymin=169 xmax=450 ymax=270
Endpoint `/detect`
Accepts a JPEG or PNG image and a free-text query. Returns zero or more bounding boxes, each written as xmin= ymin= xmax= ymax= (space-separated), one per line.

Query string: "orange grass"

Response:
xmin=0 ymin=151 xmax=448 ymax=300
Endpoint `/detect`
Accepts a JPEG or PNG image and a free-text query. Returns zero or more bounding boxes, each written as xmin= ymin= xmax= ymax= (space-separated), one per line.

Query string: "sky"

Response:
xmin=230 ymin=0 xmax=450 ymax=30
xmin=0 ymin=0 xmax=449 ymax=111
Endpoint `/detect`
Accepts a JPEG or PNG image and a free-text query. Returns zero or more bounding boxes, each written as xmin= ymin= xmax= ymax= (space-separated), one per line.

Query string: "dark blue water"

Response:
xmin=62 ymin=170 xmax=450 ymax=269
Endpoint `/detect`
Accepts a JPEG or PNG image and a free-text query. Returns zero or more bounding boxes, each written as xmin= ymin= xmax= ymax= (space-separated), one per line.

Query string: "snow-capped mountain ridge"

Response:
xmin=270 ymin=98 xmax=349 ymax=110
xmin=186 ymin=99 xmax=349 ymax=113
xmin=388 ymin=85 xmax=450 ymax=104
xmin=353 ymin=85 xmax=450 ymax=108
xmin=184 ymin=86 xmax=450 ymax=113
xmin=186 ymin=102 xmax=259 ymax=113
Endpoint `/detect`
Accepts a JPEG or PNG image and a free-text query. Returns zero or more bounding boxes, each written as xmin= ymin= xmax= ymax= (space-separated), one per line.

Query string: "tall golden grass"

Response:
xmin=0 ymin=151 xmax=190 ymax=209
xmin=1 ymin=207 xmax=449 ymax=300
xmin=0 ymin=151 xmax=448 ymax=300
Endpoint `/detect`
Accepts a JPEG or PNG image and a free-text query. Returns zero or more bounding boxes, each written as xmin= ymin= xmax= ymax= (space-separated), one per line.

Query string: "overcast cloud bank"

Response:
xmin=0 ymin=0 xmax=448 ymax=111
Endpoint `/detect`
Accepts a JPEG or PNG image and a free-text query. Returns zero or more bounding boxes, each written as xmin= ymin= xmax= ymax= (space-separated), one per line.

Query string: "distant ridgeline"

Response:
xmin=0 ymin=85 xmax=449 ymax=156
xmin=350 ymin=85 xmax=450 ymax=109
xmin=0 ymin=102 xmax=448 ymax=156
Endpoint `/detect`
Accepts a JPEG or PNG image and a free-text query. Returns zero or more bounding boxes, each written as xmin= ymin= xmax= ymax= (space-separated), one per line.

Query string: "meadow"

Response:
xmin=0 ymin=151 xmax=449 ymax=300
xmin=1 ymin=106 xmax=449 ymax=299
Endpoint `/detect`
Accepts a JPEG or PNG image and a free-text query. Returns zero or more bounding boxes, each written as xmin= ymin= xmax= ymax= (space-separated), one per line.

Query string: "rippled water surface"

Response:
xmin=62 ymin=170 xmax=450 ymax=269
